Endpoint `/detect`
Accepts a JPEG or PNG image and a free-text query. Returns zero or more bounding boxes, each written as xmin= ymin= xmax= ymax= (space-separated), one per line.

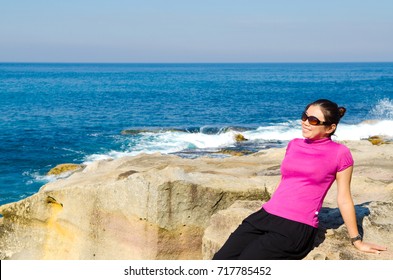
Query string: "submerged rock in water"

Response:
xmin=121 ymin=128 xmax=187 ymax=135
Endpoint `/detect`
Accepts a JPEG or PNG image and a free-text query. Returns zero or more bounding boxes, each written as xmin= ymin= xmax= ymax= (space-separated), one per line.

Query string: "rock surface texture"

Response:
xmin=0 ymin=140 xmax=392 ymax=260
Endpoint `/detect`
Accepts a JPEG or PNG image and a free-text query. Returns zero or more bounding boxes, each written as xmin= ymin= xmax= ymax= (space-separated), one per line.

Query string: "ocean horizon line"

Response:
xmin=1 ymin=61 xmax=393 ymax=65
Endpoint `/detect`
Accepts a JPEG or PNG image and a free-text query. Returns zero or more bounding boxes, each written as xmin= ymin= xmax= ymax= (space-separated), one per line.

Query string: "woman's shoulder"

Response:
xmin=330 ymin=140 xmax=353 ymax=159
xmin=331 ymin=139 xmax=351 ymax=150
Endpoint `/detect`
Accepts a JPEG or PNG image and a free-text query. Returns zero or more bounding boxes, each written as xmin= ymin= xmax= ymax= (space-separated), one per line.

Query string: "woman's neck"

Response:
xmin=304 ymin=137 xmax=331 ymax=144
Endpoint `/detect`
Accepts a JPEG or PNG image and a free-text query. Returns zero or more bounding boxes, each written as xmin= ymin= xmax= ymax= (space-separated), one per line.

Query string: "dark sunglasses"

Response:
xmin=301 ymin=112 xmax=331 ymax=126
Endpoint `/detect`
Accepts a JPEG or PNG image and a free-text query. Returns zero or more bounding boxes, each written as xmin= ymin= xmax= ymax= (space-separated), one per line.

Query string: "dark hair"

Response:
xmin=305 ymin=99 xmax=346 ymax=135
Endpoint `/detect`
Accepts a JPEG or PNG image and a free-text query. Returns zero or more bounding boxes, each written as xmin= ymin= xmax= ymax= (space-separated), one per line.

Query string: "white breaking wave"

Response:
xmin=369 ymin=98 xmax=393 ymax=120
xmin=24 ymin=170 xmax=73 ymax=186
xmin=83 ymin=130 xmax=239 ymax=163
xmin=336 ymin=98 xmax=393 ymax=140
xmin=247 ymin=119 xmax=393 ymax=142
xmin=246 ymin=121 xmax=302 ymax=141
xmin=334 ymin=120 xmax=393 ymax=140
xmin=83 ymin=118 xmax=393 ymax=164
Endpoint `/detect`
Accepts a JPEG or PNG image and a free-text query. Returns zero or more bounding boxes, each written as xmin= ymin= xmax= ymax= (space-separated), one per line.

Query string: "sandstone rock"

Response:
xmin=217 ymin=149 xmax=253 ymax=156
xmin=0 ymin=140 xmax=391 ymax=260
xmin=305 ymin=201 xmax=393 ymax=260
xmin=0 ymin=153 xmax=275 ymax=260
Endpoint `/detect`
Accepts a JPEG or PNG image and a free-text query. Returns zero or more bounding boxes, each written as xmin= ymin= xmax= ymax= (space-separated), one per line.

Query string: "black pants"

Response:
xmin=213 ymin=208 xmax=318 ymax=260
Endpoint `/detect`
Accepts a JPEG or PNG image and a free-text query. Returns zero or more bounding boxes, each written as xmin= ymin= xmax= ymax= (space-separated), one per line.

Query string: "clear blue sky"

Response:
xmin=1 ymin=0 xmax=392 ymax=62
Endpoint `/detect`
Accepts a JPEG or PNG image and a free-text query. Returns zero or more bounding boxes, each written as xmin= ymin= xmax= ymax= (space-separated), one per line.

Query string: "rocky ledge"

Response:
xmin=0 ymin=140 xmax=392 ymax=260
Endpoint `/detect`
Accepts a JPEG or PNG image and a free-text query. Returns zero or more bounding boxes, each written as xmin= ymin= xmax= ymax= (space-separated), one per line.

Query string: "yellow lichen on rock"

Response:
xmin=47 ymin=163 xmax=82 ymax=175
xmin=42 ymin=196 xmax=78 ymax=259
xmin=234 ymin=134 xmax=248 ymax=142
xmin=367 ymin=135 xmax=390 ymax=145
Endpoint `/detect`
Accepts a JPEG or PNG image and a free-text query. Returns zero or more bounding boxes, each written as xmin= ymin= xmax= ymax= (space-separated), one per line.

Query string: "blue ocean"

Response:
xmin=1 ymin=63 xmax=393 ymax=205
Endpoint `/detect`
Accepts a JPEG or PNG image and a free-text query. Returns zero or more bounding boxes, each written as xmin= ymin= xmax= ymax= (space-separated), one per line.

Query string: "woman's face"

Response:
xmin=302 ymin=105 xmax=335 ymax=140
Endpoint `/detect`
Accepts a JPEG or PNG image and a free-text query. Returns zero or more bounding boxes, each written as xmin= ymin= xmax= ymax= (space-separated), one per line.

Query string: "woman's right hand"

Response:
xmin=353 ymin=240 xmax=388 ymax=254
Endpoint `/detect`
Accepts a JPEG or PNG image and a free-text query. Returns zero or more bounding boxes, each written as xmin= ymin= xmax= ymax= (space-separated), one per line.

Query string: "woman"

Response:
xmin=213 ymin=99 xmax=387 ymax=260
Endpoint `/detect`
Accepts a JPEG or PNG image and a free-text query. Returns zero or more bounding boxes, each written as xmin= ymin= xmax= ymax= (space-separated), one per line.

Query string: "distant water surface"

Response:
xmin=1 ymin=62 xmax=392 ymax=204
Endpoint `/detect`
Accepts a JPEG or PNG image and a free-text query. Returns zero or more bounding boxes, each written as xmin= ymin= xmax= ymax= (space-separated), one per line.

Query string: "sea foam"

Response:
xmin=82 ymin=98 xmax=393 ymax=163
xmin=83 ymin=117 xmax=393 ymax=165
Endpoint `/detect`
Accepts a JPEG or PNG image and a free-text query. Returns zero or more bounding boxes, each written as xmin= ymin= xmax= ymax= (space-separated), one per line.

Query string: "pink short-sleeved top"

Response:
xmin=262 ymin=137 xmax=354 ymax=228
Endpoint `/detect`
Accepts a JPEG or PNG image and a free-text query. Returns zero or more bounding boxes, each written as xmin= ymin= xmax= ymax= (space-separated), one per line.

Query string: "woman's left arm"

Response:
xmin=336 ymin=166 xmax=388 ymax=254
